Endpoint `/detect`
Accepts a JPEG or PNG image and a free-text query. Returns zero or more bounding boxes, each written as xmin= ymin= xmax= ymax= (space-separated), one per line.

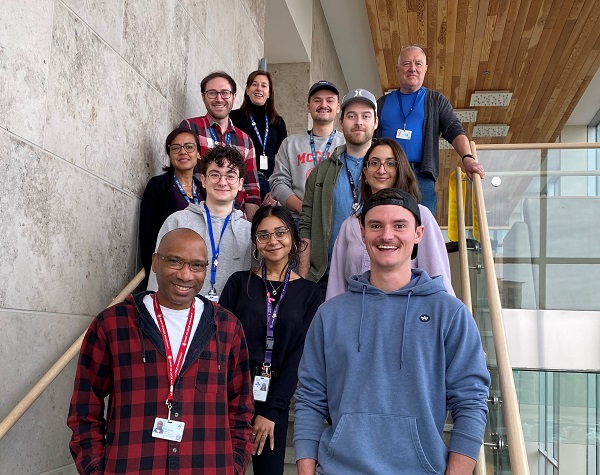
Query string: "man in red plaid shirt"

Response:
xmin=181 ymin=71 xmax=260 ymax=221
xmin=68 ymin=228 xmax=254 ymax=474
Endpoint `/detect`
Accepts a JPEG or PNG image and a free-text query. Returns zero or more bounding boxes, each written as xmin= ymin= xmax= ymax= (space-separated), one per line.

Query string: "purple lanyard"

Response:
xmin=261 ymin=265 xmax=291 ymax=366
xmin=249 ymin=113 xmax=269 ymax=153
xmin=173 ymin=175 xmax=200 ymax=204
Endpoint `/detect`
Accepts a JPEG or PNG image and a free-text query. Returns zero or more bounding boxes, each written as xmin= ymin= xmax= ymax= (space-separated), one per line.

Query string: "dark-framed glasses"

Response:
xmin=206 ymin=171 xmax=240 ymax=184
xmin=156 ymin=254 xmax=209 ymax=273
xmin=169 ymin=143 xmax=197 ymax=154
xmin=203 ymin=89 xmax=233 ymax=99
xmin=366 ymin=159 xmax=399 ymax=170
xmin=255 ymin=229 xmax=290 ymax=243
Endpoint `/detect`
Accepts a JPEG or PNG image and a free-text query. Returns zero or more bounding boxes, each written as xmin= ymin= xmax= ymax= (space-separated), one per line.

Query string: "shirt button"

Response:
xmin=174 ymin=412 xmax=179 ymax=418
xmin=172 ymin=447 xmax=178 ymax=453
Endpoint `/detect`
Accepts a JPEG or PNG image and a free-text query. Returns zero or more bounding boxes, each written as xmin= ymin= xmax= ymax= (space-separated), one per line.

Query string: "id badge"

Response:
xmin=259 ymin=154 xmax=268 ymax=170
xmin=396 ymin=129 xmax=412 ymax=140
xmin=206 ymin=287 xmax=219 ymax=302
xmin=152 ymin=417 xmax=185 ymax=442
xmin=253 ymin=375 xmax=270 ymax=402
xmin=206 ymin=137 xmax=215 ymax=148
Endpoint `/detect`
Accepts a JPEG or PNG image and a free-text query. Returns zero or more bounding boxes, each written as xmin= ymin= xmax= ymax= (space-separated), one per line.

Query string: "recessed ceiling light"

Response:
xmin=454 ymin=109 xmax=478 ymax=122
xmin=470 ymin=91 xmax=512 ymax=107
xmin=472 ymin=124 xmax=510 ymax=137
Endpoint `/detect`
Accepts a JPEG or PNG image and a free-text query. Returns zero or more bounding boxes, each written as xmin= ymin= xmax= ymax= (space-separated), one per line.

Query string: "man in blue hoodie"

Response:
xmin=294 ymin=188 xmax=490 ymax=474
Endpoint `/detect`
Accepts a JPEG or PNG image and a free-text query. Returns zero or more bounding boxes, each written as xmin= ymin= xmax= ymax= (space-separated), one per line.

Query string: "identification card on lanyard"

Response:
xmin=250 ymin=112 xmax=270 ymax=171
xmin=204 ymin=204 xmax=232 ymax=301
xmin=253 ymin=266 xmax=291 ymax=402
xmin=151 ymin=294 xmax=195 ymax=441
xmin=396 ymin=88 xmax=422 ymax=141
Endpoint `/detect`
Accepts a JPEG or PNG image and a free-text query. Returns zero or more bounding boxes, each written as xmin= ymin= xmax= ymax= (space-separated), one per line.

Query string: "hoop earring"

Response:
xmin=253 ymin=248 xmax=263 ymax=262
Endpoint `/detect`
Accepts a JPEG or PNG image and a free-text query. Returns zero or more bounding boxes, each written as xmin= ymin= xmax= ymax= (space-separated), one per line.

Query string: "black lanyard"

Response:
xmin=261 ymin=266 xmax=291 ymax=366
xmin=343 ymin=153 xmax=360 ymax=212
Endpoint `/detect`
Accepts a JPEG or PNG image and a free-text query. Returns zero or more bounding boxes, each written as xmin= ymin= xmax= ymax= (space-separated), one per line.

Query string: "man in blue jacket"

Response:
xmin=294 ymin=188 xmax=490 ymax=474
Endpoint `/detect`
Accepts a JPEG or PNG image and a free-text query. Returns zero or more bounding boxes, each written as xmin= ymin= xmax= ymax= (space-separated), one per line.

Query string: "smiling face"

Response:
xmin=247 ymin=74 xmax=270 ymax=106
xmin=152 ymin=229 xmax=207 ymax=310
xmin=307 ymin=89 xmax=340 ymax=125
xmin=202 ymin=76 xmax=235 ymax=120
xmin=363 ymin=144 xmax=398 ymax=193
xmin=396 ymin=48 xmax=428 ymax=93
xmin=168 ymin=132 xmax=199 ymax=173
xmin=361 ymin=204 xmax=423 ymax=274
xmin=254 ymin=215 xmax=292 ymax=266
xmin=340 ymin=102 xmax=378 ymax=147
xmin=200 ymin=159 xmax=244 ymax=207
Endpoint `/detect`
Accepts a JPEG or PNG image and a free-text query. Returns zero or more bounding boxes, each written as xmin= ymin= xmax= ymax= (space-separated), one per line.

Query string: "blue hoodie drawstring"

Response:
xmin=358 ymin=284 xmax=368 ymax=352
xmin=400 ymin=291 xmax=413 ymax=368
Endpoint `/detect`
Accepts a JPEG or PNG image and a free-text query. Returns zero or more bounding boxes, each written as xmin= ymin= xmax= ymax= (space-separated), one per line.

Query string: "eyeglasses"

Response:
xmin=156 ymin=254 xmax=209 ymax=273
xmin=206 ymin=171 xmax=240 ymax=184
xmin=255 ymin=229 xmax=290 ymax=243
xmin=203 ymin=89 xmax=233 ymax=99
xmin=169 ymin=143 xmax=197 ymax=154
xmin=366 ymin=159 xmax=399 ymax=170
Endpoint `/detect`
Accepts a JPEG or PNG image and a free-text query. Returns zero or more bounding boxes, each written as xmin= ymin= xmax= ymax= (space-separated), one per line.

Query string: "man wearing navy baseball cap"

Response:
xmin=294 ymin=187 xmax=490 ymax=474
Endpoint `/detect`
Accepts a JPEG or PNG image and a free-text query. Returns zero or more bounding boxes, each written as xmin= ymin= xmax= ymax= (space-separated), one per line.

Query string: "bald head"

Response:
xmin=157 ymin=228 xmax=207 ymax=256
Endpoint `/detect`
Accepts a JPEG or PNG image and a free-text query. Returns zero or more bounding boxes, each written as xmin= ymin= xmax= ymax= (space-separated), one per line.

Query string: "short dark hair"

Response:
xmin=361 ymin=138 xmax=422 ymax=204
xmin=199 ymin=145 xmax=246 ymax=179
xmin=200 ymin=71 xmax=237 ymax=94
xmin=250 ymin=206 xmax=306 ymax=269
xmin=163 ymin=127 xmax=201 ymax=173
xmin=241 ymin=70 xmax=282 ymax=124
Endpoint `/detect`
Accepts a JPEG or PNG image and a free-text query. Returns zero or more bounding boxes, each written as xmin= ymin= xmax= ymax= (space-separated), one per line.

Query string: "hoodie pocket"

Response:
xmin=319 ymin=413 xmax=443 ymax=474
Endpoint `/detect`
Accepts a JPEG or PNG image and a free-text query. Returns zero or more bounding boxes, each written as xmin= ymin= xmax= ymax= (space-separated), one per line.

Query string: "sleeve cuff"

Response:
xmin=448 ymin=428 xmax=484 ymax=460
xmin=294 ymin=439 xmax=320 ymax=462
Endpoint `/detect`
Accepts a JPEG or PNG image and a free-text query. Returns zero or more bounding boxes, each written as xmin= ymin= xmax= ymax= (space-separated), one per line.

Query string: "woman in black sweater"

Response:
xmin=138 ymin=127 xmax=204 ymax=288
xmin=220 ymin=206 xmax=320 ymax=475
xmin=230 ymin=70 xmax=287 ymax=203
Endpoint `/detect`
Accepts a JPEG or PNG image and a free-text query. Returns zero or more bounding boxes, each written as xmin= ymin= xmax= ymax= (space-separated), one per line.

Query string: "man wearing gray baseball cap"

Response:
xmin=297 ymin=88 xmax=379 ymax=301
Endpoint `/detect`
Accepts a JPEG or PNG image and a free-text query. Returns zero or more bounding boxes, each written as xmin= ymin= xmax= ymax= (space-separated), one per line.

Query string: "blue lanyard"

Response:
xmin=249 ymin=113 xmax=269 ymax=153
xmin=262 ymin=265 xmax=291 ymax=365
xmin=309 ymin=129 xmax=336 ymax=166
xmin=208 ymin=126 xmax=233 ymax=146
xmin=204 ymin=204 xmax=232 ymax=289
xmin=396 ymin=87 xmax=423 ymax=130
xmin=173 ymin=175 xmax=199 ymax=204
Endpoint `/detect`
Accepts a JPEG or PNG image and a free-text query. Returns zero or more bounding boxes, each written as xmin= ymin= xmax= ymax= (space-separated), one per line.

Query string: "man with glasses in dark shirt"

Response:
xmin=181 ymin=71 xmax=260 ymax=220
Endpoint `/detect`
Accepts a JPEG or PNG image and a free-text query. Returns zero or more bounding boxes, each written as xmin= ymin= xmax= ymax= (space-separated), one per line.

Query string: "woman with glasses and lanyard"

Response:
xmin=230 ymin=70 xmax=287 ymax=205
xmin=326 ymin=138 xmax=454 ymax=300
xmin=219 ymin=206 xmax=320 ymax=475
xmin=139 ymin=127 xmax=204 ymax=289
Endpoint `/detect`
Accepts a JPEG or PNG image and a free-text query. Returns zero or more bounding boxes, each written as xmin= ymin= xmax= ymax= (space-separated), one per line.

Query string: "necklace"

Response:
xmin=267 ymin=279 xmax=284 ymax=295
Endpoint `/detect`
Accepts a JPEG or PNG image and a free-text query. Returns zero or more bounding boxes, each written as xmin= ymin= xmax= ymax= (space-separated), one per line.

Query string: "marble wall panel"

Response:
xmin=0 ymin=1 xmax=52 ymax=145
xmin=168 ymin=2 xmax=192 ymax=115
xmin=0 ymin=131 xmax=139 ymax=316
xmin=270 ymin=63 xmax=311 ymax=135
xmin=60 ymin=0 xmax=125 ymax=51
xmin=45 ymin=1 xmax=166 ymax=196
xmin=122 ymin=0 xmax=172 ymax=96
xmin=184 ymin=28 xmax=229 ymax=119
xmin=179 ymin=0 xmax=207 ymax=32
xmin=233 ymin=2 xmax=264 ymax=87
xmin=240 ymin=0 xmax=266 ymax=40
xmin=204 ymin=0 xmax=237 ymax=72
xmin=0 ymin=309 xmax=92 ymax=474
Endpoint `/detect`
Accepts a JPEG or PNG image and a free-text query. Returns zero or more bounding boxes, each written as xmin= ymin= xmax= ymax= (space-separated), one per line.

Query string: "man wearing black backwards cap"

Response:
xmin=297 ymin=88 xmax=379 ymax=301
xmin=294 ymin=188 xmax=490 ymax=474
xmin=269 ymin=81 xmax=344 ymax=226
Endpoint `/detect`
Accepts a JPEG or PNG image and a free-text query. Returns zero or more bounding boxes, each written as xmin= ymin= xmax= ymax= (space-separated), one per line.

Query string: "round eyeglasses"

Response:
xmin=205 ymin=171 xmax=240 ymax=185
xmin=255 ymin=229 xmax=290 ymax=243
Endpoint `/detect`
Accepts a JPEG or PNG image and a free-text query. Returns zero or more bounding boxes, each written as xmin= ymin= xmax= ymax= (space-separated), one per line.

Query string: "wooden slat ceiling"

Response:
xmin=365 ymin=0 xmax=600 ymax=226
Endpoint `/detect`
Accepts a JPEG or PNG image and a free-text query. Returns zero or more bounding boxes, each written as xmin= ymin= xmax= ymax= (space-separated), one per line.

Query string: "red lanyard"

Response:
xmin=152 ymin=294 xmax=195 ymax=404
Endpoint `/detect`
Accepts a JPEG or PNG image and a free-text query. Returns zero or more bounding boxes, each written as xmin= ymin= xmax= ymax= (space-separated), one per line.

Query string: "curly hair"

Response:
xmin=199 ymin=145 xmax=246 ymax=180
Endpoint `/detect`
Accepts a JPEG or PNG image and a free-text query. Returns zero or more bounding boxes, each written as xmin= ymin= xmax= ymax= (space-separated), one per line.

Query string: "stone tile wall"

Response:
xmin=0 ymin=0 xmax=264 ymax=472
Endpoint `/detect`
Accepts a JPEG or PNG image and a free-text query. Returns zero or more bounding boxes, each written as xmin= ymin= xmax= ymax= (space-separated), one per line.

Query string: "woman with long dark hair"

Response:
xmin=230 ymin=70 xmax=287 ymax=203
xmin=139 ymin=127 xmax=204 ymax=287
xmin=327 ymin=138 xmax=454 ymax=299
xmin=219 ymin=206 xmax=320 ymax=475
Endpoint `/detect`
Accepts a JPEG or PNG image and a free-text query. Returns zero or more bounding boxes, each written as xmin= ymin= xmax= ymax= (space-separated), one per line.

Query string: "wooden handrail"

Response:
xmin=471 ymin=142 xmax=530 ymax=475
xmin=0 ymin=269 xmax=146 ymax=441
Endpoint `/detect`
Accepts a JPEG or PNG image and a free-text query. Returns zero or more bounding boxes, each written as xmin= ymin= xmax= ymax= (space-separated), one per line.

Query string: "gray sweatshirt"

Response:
xmin=269 ymin=130 xmax=345 ymax=219
xmin=147 ymin=202 xmax=252 ymax=298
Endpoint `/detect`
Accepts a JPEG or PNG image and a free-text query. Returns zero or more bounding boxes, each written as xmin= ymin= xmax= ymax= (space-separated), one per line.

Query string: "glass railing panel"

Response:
xmin=474 ymin=146 xmax=600 ymax=312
